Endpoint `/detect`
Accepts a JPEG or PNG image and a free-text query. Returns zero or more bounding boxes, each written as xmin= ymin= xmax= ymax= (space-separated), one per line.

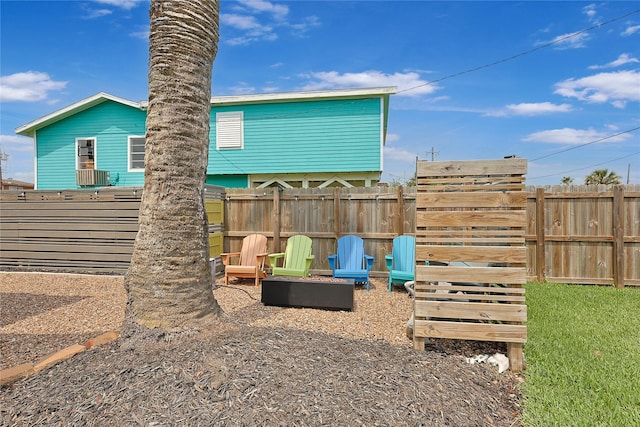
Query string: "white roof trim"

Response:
xmin=16 ymin=87 xmax=397 ymax=136
xmin=15 ymin=92 xmax=146 ymax=136
xmin=210 ymin=86 xmax=397 ymax=106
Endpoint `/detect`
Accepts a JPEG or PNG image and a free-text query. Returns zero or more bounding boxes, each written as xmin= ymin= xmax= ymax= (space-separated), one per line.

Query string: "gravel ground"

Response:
xmin=0 ymin=271 xmax=523 ymax=426
xmin=1 ymin=272 xmax=415 ymax=370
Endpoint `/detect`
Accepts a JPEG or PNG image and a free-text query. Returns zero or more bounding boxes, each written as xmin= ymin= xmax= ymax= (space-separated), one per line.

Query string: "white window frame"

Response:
xmin=76 ymin=137 xmax=96 ymax=170
xmin=216 ymin=111 xmax=244 ymax=150
xmin=128 ymin=135 xmax=146 ymax=171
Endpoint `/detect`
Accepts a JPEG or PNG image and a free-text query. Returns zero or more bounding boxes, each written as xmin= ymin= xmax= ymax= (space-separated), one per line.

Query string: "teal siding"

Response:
xmin=206 ymin=174 xmax=248 ymax=188
xmin=207 ymin=98 xmax=382 ymax=175
xmin=36 ymin=101 xmax=146 ymax=190
xmin=34 ymin=95 xmax=384 ymax=190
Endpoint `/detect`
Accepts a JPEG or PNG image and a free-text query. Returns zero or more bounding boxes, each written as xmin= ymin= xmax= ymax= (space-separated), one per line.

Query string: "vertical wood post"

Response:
xmin=397 ymin=185 xmax=405 ymax=235
xmin=333 ymin=187 xmax=341 ymax=239
xmin=273 ymin=188 xmax=281 ymax=252
xmin=535 ymin=187 xmax=546 ymax=283
xmin=507 ymin=343 xmax=525 ymax=372
xmin=612 ymin=186 xmax=625 ymax=289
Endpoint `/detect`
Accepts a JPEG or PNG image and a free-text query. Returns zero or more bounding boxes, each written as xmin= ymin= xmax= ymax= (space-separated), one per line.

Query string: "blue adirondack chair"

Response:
xmin=328 ymin=235 xmax=374 ymax=291
xmin=385 ymin=235 xmax=416 ymax=292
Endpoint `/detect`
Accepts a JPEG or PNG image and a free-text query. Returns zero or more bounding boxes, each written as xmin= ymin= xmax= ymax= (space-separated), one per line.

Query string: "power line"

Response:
xmin=528 ymin=151 xmax=640 ymax=181
xmin=217 ymin=8 xmax=640 ymax=123
xmin=396 ymin=9 xmax=640 ymax=96
xmin=530 ymin=127 xmax=640 ymax=161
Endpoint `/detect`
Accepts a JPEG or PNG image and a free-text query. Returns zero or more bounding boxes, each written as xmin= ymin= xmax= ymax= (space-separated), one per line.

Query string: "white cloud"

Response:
xmin=554 ymin=70 xmax=640 ymax=108
xmin=221 ymin=13 xmax=277 ymax=45
xmin=222 ymin=2 xmax=319 ymax=46
xmin=228 ymin=83 xmax=257 ymax=95
xmin=622 ymin=24 xmax=640 ymax=36
xmin=0 ymin=71 xmax=67 ymax=102
xmin=386 ymin=133 xmax=400 ymax=143
xmin=384 ymin=145 xmax=417 ymax=163
xmin=0 ymin=135 xmax=33 ymax=152
xmin=582 ymin=4 xmax=599 ymax=23
xmin=93 ymin=0 xmax=142 ymax=10
xmin=299 ymin=71 xmax=439 ymax=97
xmin=237 ymin=0 xmax=289 ymax=19
xmin=589 ymin=53 xmax=639 ymax=69
xmin=522 ymin=128 xmax=632 ymax=144
xmin=83 ymin=8 xmax=113 ymax=19
xmin=487 ymin=102 xmax=573 ymax=117
xmin=539 ymin=31 xmax=590 ymax=50
xmin=130 ymin=28 xmax=149 ymax=40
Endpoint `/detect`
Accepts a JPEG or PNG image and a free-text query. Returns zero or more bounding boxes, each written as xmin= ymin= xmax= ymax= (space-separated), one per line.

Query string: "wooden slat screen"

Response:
xmin=413 ymin=158 xmax=528 ymax=372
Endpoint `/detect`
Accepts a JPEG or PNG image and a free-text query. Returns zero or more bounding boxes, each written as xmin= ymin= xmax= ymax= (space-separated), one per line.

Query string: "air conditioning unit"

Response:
xmin=76 ymin=169 xmax=110 ymax=186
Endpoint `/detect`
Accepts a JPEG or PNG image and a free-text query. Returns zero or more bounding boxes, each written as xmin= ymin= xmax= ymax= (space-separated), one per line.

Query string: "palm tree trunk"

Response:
xmin=125 ymin=0 xmax=222 ymax=330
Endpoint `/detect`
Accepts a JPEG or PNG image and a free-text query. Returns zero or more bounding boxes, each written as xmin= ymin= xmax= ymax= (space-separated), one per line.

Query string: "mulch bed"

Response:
xmin=1 ymin=275 xmax=523 ymax=426
xmin=1 ymin=324 xmax=521 ymax=426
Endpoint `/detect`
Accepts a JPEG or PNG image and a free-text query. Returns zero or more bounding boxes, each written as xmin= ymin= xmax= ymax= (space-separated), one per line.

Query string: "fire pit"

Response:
xmin=261 ymin=276 xmax=354 ymax=311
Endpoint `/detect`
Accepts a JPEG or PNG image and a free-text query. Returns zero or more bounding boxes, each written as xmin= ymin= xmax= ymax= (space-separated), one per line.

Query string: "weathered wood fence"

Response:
xmin=0 ymin=184 xmax=638 ymax=286
xmin=526 ymin=185 xmax=640 ymax=288
xmin=225 ymin=184 xmax=639 ymax=287
xmin=0 ymin=186 xmax=225 ymax=274
xmin=224 ymin=186 xmax=415 ymax=276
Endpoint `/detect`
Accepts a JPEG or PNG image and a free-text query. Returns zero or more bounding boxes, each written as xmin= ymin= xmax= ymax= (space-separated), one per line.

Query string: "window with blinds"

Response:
xmin=129 ymin=136 xmax=145 ymax=170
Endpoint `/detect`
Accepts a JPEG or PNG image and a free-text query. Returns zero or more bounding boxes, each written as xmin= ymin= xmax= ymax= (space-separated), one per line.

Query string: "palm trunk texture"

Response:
xmin=125 ymin=0 xmax=222 ymax=329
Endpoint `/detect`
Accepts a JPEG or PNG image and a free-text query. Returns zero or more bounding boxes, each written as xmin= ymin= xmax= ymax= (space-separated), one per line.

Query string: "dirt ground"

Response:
xmin=0 ymin=272 xmax=523 ymax=426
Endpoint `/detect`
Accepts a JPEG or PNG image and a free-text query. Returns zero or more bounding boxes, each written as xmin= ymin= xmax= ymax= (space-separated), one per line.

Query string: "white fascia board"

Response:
xmin=15 ymin=87 xmax=397 ymax=135
xmin=15 ymin=92 xmax=144 ymax=136
xmin=209 ymin=86 xmax=397 ymax=106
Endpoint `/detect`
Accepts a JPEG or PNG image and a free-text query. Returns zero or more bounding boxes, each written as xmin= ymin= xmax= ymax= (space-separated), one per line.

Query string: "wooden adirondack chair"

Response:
xmin=328 ymin=235 xmax=374 ymax=291
xmin=268 ymin=235 xmax=315 ymax=277
xmin=220 ymin=234 xmax=268 ymax=286
xmin=385 ymin=235 xmax=416 ymax=292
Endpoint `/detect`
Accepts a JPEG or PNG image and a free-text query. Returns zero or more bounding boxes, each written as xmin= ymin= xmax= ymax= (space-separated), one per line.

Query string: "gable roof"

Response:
xmin=15 ymin=92 xmax=145 ymax=137
xmin=16 ymin=87 xmax=396 ymax=137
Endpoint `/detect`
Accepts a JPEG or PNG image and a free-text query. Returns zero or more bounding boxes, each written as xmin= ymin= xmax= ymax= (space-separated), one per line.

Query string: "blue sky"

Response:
xmin=1 ymin=0 xmax=639 ymax=186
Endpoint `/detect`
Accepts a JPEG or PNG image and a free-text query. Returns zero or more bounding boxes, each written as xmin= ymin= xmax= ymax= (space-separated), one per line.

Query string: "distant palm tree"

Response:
xmin=584 ymin=169 xmax=621 ymax=185
xmin=561 ymin=176 xmax=574 ymax=185
xmin=126 ymin=0 xmax=222 ymax=330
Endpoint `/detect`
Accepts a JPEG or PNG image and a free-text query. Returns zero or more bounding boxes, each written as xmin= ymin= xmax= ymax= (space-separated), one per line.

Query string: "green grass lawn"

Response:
xmin=522 ymin=282 xmax=640 ymax=426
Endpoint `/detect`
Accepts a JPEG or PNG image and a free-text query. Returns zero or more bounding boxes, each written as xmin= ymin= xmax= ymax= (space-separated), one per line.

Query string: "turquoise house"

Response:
xmin=16 ymin=87 xmax=396 ymax=190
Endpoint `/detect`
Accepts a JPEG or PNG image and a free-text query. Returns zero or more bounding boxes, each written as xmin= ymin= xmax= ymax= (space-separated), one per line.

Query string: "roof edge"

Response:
xmin=15 ymin=87 xmax=398 ymax=136
xmin=209 ymin=86 xmax=397 ymax=105
xmin=15 ymin=92 xmax=145 ymax=136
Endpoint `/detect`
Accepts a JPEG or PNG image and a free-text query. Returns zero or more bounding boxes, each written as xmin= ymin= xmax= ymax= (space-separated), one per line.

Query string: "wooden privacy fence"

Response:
xmin=225 ymin=185 xmax=639 ymax=287
xmin=0 ymin=186 xmax=225 ymax=274
xmin=0 ymin=182 xmax=638 ymax=286
xmin=526 ymin=185 xmax=640 ymax=288
xmin=413 ymin=158 xmax=528 ymax=372
xmin=224 ymin=186 xmax=416 ymax=275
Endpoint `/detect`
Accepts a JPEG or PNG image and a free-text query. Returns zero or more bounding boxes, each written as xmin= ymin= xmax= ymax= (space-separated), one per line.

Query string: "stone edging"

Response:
xmin=0 ymin=331 xmax=119 ymax=386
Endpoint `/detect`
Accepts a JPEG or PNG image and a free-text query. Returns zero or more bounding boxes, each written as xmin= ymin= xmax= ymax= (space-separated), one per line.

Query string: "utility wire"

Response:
xmin=530 ymin=127 xmax=640 ymax=161
xmin=396 ymin=9 xmax=640 ymax=96
xmin=216 ymin=8 xmax=640 ymax=122
xmin=528 ymin=151 xmax=640 ymax=180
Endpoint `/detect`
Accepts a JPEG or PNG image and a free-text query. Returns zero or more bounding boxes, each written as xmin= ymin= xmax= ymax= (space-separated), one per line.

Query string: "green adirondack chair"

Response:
xmin=385 ymin=235 xmax=416 ymax=292
xmin=269 ymin=235 xmax=315 ymax=277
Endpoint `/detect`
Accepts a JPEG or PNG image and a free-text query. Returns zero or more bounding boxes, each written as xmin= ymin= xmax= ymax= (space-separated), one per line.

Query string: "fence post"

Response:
xmin=273 ymin=188 xmax=281 ymax=251
xmin=535 ymin=187 xmax=546 ymax=283
xmin=613 ymin=186 xmax=625 ymax=289
xmin=333 ymin=187 xmax=341 ymax=239
xmin=397 ymin=185 xmax=404 ymax=235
